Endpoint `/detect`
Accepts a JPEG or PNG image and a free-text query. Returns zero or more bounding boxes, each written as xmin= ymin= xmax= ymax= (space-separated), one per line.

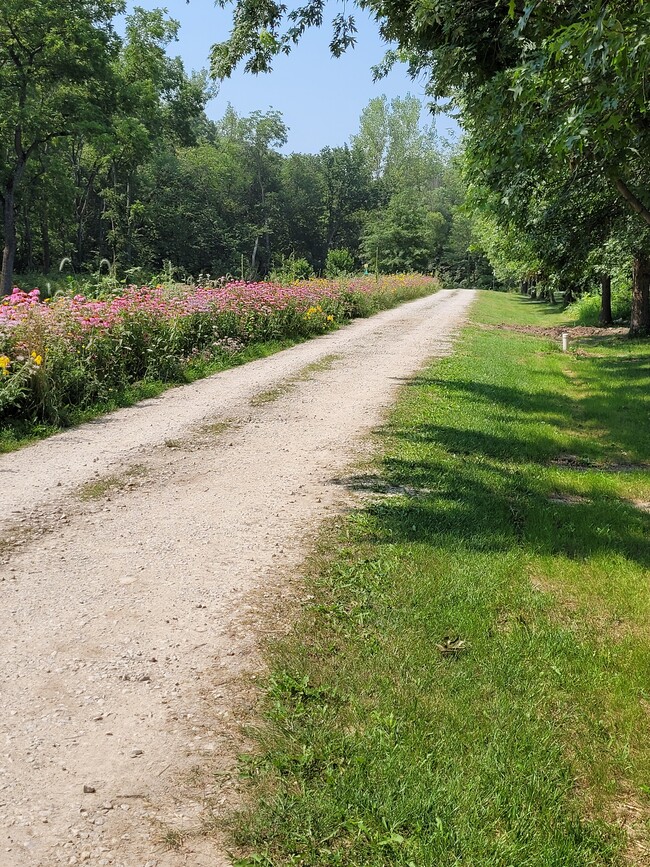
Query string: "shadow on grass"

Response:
xmin=392 ymin=351 xmax=650 ymax=464
xmin=336 ymin=338 xmax=650 ymax=569
xmin=338 ymin=456 xmax=650 ymax=569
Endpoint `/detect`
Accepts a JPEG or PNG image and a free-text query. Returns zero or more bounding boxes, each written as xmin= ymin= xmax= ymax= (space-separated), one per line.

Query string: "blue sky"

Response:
xmin=123 ymin=0 xmax=459 ymax=154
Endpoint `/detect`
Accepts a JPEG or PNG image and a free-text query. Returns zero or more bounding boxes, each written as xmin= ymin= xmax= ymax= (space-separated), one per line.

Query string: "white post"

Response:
xmin=561 ymin=332 xmax=569 ymax=352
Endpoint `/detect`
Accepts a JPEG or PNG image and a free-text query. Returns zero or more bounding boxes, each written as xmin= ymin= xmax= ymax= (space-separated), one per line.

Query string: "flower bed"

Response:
xmin=0 ymin=274 xmax=438 ymax=425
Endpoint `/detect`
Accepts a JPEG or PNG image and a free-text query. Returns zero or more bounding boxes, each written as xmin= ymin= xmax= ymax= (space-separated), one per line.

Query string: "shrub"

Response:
xmin=568 ymin=279 xmax=632 ymax=326
xmin=325 ymin=249 xmax=355 ymax=277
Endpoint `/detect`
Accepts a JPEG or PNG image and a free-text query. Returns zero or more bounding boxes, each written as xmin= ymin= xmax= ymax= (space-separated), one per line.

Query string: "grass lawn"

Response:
xmin=231 ymin=291 xmax=650 ymax=866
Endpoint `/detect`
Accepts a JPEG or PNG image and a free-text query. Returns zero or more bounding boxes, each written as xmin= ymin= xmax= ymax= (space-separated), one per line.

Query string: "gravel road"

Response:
xmin=0 ymin=288 xmax=475 ymax=867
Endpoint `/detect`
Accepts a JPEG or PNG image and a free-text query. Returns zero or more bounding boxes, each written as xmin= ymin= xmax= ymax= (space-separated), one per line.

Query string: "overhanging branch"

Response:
xmin=614 ymin=176 xmax=650 ymax=228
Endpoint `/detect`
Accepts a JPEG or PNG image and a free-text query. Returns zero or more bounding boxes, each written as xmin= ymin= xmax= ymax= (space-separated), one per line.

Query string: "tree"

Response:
xmin=276 ymin=153 xmax=327 ymax=267
xmin=212 ymin=0 xmax=650 ymax=331
xmin=218 ymin=106 xmax=288 ymax=275
xmin=362 ymin=191 xmax=445 ymax=273
xmin=352 ymin=95 xmax=442 ymax=198
xmin=101 ymin=7 xmax=210 ymax=268
xmin=320 ymin=145 xmax=374 ymax=258
xmin=0 ymin=0 xmax=123 ymax=294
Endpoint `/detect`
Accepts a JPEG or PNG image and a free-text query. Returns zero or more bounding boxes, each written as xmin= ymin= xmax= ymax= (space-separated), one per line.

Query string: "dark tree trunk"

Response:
xmin=23 ymin=212 xmax=33 ymax=272
xmin=630 ymin=252 xmax=650 ymax=337
xmin=1 ymin=187 xmax=18 ymax=296
xmin=599 ymin=274 xmax=613 ymax=326
xmin=41 ymin=206 xmax=51 ymax=272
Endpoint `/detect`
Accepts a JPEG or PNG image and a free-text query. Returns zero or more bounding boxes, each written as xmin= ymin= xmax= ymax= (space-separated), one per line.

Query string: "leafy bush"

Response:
xmin=270 ymin=256 xmax=314 ymax=283
xmin=325 ymin=249 xmax=355 ymax=277
xmin=568 ymin=279 xmax=632 ymax=326
xmin=0 ymin=274 xmax=439 ymax=426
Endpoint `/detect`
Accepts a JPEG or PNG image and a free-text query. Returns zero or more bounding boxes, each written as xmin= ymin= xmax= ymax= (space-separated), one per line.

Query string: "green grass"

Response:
xmin=230 ymin=291 xmax=650 ymax=866
xmin=0 ymin=338 xmax=300 ymax=453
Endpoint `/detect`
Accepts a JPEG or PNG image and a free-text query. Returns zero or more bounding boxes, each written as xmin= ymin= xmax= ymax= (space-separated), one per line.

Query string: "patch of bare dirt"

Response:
xmin=613 ymin=793 xmax=650 ymax=866
xmin=549 ymin=454 xmax=650 ymax=473
xmin=490 ymin=323 xmax=630 ymax=339
xmin=547 ymin=493 xmax=591 ymax=506
xmin=0 ymin=289 xmax=475 ymax=867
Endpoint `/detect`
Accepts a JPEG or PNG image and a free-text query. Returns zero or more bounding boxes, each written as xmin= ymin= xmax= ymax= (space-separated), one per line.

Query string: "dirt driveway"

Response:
xmin=0 ymin=288 xmax=475 ymax=867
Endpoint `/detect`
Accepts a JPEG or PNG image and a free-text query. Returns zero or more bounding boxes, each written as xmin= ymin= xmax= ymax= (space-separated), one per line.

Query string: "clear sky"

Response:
xmin=123 ymin=0 xmax=459 ymax=154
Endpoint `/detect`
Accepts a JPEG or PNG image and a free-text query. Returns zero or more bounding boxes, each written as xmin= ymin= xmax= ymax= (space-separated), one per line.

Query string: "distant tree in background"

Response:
xmin=0 ymin=1 xmax=489 ymax=292
xmin=0 ymin=0 xmax=123 ymax=295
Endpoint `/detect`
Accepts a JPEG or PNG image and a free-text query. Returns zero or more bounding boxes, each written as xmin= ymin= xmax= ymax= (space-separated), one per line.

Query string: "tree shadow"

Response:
xmin=337 ymin=338 xmax=650 ymax=569
xmin=393 ymin=349 xmax=650 ymax=464
xmin=515 ymin=297 xmax=567 ymax=318
xmin=333 ymin=456 xmax=650 ymax=569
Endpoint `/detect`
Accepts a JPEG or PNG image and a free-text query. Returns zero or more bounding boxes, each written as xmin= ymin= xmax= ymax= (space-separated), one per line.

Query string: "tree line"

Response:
xmin=0 ymin=1 xmax=489 ymax=295
xmin=213 ymin=0 xmax=650 ymax=335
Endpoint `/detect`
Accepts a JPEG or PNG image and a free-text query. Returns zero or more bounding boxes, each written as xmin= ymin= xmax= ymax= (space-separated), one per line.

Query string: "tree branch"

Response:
xmin=614 ymin=176 xmax=650 ymax=228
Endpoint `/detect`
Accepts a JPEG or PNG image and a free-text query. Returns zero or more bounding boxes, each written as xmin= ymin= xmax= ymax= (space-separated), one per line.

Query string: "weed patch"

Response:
xmin=78 ymin=464 xmax=149 ymax=501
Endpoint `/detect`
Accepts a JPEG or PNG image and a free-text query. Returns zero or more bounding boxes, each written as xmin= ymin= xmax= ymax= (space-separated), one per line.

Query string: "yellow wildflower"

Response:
xmin=0 ymin=355 xmax=9 ymax=375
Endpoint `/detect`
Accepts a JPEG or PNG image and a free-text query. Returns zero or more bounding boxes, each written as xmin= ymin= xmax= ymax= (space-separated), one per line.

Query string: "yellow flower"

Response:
xmin=30 ymin=351 xmax=43 ymax=366
xmin=0 ymin=355 xmax=10 ymax=374
xmin=327 ymin=315 xmax=334 ymax=322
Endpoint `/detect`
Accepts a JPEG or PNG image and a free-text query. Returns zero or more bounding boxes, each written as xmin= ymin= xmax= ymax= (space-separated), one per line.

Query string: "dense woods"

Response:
xmin=0 ymin=2 xmax=487 ymax=295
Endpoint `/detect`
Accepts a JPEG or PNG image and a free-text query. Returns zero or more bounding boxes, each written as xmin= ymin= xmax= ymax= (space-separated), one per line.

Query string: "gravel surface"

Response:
xmin=0 ymin=288 xmax=475 ymax=867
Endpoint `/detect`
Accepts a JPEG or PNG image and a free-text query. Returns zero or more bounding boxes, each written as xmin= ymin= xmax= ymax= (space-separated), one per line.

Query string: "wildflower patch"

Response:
xmin=0 ymin=275 xmax=437 ymax=428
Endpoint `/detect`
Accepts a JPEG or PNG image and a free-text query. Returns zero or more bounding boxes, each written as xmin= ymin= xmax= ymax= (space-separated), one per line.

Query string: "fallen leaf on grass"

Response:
xmin=435 ymin=636 xmax=467 ymax=655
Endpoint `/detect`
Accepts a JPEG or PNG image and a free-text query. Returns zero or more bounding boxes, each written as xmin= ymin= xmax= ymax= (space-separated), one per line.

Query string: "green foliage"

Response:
xmin=352 ymin=95 xmax=442 ymax=195
xmin=210 ymin=0 xmax=650 ymax=320
xmin=569 ymin=283 xmax=632 ymax=327
xmin=325 ymin=249 xmax=355 ymax=277
xmin=0 ymin=0 xmax=125 ymax=292
xmin=269 ymin=256 xmax=314 ymax=283
xmin=362 ymin=192 xmax=445 ymax=274
xmin=0 ymin=0 xmax=488 ymax=294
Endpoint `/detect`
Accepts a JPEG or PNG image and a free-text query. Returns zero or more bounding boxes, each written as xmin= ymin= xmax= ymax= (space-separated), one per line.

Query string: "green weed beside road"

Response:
xmin=232 ymin=292 xmax=650 ymax=866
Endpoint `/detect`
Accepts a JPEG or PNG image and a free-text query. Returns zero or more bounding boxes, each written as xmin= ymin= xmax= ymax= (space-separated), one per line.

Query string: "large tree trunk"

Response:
xmin=599 ymin=274 xmax=613 ymax=326
xmin=41 ymin=205 xmax=51 ymax=272
xmin=23 ymin=212 xmax=33 ymax=272
xmin=1 ymin=188 xmax=18 ymax=296
xmin=630 ymin=252 xmax=650 ymax=337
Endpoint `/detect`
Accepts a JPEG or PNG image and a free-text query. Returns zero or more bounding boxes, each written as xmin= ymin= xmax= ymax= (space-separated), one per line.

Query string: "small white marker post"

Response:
xmin=561 ymin=332 xmax=569 ymax=352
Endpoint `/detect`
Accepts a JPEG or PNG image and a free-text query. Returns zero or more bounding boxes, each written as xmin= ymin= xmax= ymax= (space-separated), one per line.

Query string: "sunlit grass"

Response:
xmin=231 ymin=290 xmax=649 ymax=866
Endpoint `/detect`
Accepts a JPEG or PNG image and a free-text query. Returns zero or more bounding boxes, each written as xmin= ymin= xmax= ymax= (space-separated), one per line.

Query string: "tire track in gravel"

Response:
xmin=0 ymin=288 xmax=475 ymax=867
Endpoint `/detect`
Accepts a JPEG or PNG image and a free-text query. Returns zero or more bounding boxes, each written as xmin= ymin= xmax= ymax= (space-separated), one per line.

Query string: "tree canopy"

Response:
xmin=212 ymin=0 xmax=650 ymax=332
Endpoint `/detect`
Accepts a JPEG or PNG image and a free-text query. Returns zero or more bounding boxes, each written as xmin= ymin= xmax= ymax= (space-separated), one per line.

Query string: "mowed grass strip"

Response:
xmin=231 ymin=292 xmax=650 ymax=867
